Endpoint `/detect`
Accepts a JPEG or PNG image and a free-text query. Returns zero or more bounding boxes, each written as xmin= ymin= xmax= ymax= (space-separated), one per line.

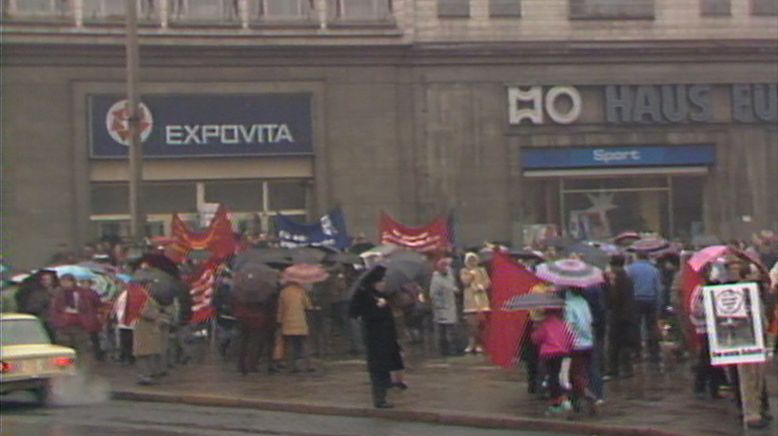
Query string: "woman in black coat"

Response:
xmin=605 ymin=255 xmax=638 ymax=378
xmin=349 ymin=265 xmax=404 ymax=408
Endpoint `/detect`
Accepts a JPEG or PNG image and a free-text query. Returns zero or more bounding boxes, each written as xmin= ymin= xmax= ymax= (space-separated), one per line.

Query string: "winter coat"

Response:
xmin=531 ymin=314 xmax=573 ymax=359
xmin=50 ymin=286 xmax=101 ymax=334
xmin=232 ymin=293 xmax=275 ymax=330
xmin=460 ymin=266 xmax=491 ymax=313
xmin=349 ymin=284 xmax=404 ymax=373
xmin=564 ymin=292 xmax=594 ymax=351
xmin=133 ymin=296 xmax=163 ymax=357
xmin=430 ymin=270 xmax=460 ymax=324
xmin=605 ymin=269 xmax=638 ymax=347
xmin=15 ymin=284 xmax=52 ymax=321
xmin=277 ymin=284 xmax=312 ymax=336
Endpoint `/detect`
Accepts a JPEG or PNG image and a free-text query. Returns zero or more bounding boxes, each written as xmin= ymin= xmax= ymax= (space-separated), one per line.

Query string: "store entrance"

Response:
xmin=556 ymin=175 xmax=704 ymax=240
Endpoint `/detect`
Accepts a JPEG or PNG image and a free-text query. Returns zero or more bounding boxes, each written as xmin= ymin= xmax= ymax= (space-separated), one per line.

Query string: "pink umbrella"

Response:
xmin=687 ymin=245 xmax=729 ymax=272
xmin=536 ymin=259 xmax=604 ymax=288
xmin=281 ymin=263 xmax=329 ymax=285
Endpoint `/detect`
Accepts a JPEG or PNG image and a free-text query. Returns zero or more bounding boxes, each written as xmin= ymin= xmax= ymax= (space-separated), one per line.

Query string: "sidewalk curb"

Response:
xmin=112 ymin=390 xmax=680 ymax=436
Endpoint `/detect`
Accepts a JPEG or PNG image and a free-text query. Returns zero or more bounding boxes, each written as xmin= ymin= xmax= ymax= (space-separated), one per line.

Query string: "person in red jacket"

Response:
xmin=531 ymin=306 xmax=574 ymax=416
xmin=50 ymin=273 xmax=101 ymax=367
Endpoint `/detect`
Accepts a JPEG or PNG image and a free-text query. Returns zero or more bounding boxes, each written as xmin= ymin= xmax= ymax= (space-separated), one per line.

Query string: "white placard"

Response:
xmin=703 ymin=282 xmax=766 ymax=366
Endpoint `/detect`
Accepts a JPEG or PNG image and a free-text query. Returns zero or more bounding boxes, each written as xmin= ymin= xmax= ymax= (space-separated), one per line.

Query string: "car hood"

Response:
xmin=0 ymin=344 xmax=76 ymax=360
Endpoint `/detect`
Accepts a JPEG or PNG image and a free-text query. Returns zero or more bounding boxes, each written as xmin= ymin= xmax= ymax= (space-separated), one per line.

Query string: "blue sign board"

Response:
xmin=274 ymin=208 xmax=351 ymax=250
xmin=89 ymin=94 xmax=313 ymax=158
xmin=522 ymin=144 xmax=716 ymax=170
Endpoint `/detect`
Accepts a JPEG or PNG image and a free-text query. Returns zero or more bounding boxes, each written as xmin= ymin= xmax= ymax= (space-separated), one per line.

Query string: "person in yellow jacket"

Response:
xmin=277 ymin=281 xmax=314 ymax=373
xmin=460 ymin=252 xmax=491 ymax=353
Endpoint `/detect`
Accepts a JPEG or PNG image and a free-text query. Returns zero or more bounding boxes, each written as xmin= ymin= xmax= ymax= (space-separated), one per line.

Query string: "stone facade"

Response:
xmin=1 ymin=0 xmax=777 ymax=267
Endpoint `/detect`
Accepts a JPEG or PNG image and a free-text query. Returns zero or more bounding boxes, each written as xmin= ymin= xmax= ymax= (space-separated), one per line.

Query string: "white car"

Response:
xmin=0 ymin=313 xmax=77 ymax=404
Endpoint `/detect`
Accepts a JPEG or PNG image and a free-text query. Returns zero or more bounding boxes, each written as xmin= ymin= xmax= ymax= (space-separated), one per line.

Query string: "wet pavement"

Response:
xmin=0 ymin=397 xmax=568 ymax=436
xmin=81 ymin=345 xmax=778 ymax=436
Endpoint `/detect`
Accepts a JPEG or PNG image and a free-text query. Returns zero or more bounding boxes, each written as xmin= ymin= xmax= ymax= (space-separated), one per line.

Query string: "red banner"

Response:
xmin=378 ymin=211 xmax=450 ymax=252
xmin=190 ymin=260 xmax=219 ymax=323
xmin=485 ymin=251 xmax=543 ymax=368
xmin=166 ymin=204 xmax=237 ymax=263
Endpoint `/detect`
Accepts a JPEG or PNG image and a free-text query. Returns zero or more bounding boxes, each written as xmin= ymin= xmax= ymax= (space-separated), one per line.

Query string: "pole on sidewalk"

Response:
xmin=126 ymin=0 xmax=145 ymax=241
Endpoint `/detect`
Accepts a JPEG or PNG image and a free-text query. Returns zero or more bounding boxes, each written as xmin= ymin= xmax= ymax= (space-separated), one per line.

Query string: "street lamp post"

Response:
xmin=125 ymin=0 xmax=145 ymax=241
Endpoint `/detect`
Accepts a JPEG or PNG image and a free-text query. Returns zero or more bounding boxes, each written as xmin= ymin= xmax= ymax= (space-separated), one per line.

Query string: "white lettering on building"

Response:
xmin=165 ymin=124 xmax=296 ymax=145
xmin=508 ymin=85 xmax=583 ymax=125
xmin=593 ymin=149 xmax=641 ymax=164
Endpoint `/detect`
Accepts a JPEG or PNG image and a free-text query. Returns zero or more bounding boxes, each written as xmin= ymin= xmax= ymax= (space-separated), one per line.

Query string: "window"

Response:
xmin=751 ymin=0 xmax=778 ymax=16
xmin=438 ymin=0 xmax=469 ymax=18
xmin=329 ymin=0 xmax=392 ymax=21
xmin=205 ymin=180 xmax=263 ymax=212
xmin=569 ymin=0 xmax=655 ymax=20
xmin=144 ymin=182 xmax=197 ymax=214
xmin=5 ymin=0 xmax=71 ymax=18
xmin=82 ymin=0 xmax=158 ymax=21
xmin=267 ymin=180 xmax=308 ymax=211
xmin=490 ymin=0 xmax=521 ymax=17
xmin=253 ymin=0 xmax=313 ymax=21
xmin=168 ymin=0 xmax=240 ymax=24
xmin=91 ymin=184 xmax=129 ymax=215
xmin=700 ymin=0 xmax=730 ymax=16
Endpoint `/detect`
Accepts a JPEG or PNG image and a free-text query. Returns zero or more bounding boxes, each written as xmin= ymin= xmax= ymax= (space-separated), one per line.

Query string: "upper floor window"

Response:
xmin=169 ymin=0 xmax=241 ymax=24
xmin=569 ymin=0 xmax=655 ymax=20
xmin=490 ymin=0 xmax=521 ymax=18
xmin=329 ymin=0 xmax=393 ymax=22
xmin=3 ymin=0 xmax=72 ymax=18
xmin=82 ymin=0 xmax=160 ymax=22
xmin=751 ymin=0 xmax=778 ymax=16
xmin=251 ymin=0 xmax=315 ymax=22
xmin=700 ymin=0 xmax=731 ymax=17
xmin=438 ymin=0 xmax=469 ymax=18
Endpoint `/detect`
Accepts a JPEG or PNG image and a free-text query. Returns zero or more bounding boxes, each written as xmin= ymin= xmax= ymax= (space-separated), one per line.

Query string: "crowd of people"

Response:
xmin=3 ymin=231 xmax=778 ymax=427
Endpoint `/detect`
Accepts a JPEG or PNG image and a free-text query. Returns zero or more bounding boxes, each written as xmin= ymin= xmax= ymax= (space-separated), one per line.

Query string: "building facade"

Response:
xmin=2 ymin=0 xmax=777 ymax=267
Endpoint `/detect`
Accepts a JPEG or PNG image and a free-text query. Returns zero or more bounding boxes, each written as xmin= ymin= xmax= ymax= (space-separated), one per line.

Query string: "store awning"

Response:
xmin=523 ymin=166 xmax=709 ymax=178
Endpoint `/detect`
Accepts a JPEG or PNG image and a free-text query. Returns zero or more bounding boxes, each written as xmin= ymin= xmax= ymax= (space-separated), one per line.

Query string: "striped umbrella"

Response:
xmin=630 ymin=238 xmax=680 ymax=257
xmin=536 ymin=259 xmax=604 ymax=288
xmin=502 ymin=292 xmax=565 ymax=311
xmin=281 ymin=263 xmax=330 ymax=285
xmin=614 ymin=231 xmax=641 ymax=246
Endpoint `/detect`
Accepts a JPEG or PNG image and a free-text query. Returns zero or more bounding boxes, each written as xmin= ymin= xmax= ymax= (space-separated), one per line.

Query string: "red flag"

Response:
xmin=378 ymin=211 xmax=451 ymax=252
xmin=190 ymin=260 xmax=219 ymax=324
xmin=681 ymin=262 xmax=706 ymax=351
xmin=167 ymin=204 xmax=237 ymax=263
xmin=485 ymin=251 xmax=543 ymax=368
xmin=123 ymin=283 xmax=151 ymax=326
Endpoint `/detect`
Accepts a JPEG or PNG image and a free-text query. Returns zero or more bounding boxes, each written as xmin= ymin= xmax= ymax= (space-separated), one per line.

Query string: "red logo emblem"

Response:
xmin=105 ymin=100 xmax=153 ymax=146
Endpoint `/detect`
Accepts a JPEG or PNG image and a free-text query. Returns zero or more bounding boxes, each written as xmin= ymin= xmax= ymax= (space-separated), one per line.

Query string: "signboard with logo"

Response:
xmin=521 ymin=144 xmax=715 ymax=170
xmin=702 ymin=282 xmax=766 ymax=366
xmin=89 ymin=94 xmax=313 ymax=158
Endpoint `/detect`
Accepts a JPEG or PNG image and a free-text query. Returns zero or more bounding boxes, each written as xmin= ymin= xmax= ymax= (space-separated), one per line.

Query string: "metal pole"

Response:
xmin=125 ymin=0 xmax=144 ymax=241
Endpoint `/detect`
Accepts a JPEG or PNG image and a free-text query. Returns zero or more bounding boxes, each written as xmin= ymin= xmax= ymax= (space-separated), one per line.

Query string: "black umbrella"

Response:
xmin=232 ymin=264 xmax=278 ymax=304
xmin=383 ymin=251 xmax=430 ymax=293
xmin=288 ymin=247 xmax=328 ymax=264
xmin=134 ymin=253 xmax=180 ymax=279
xmin=327 ymin=252 xmax=364 ymax=265
xmin=561 ymin=242 xmax=609 ymax=269
xmin=349 ymin=242 xmax=376 ymax=255
xmin=233 ymin=248 xmax=292 ymax=271
xmin=133 ymin=267 xmax=183 ymax=306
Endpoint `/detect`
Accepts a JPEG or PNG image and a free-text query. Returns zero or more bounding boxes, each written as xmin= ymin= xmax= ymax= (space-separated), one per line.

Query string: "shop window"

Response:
xmin=569 ymin=0 xmax=655 ymax=20
xmin=205 ymin=180 xmax=263 ymax=212
xmin=490 ymin=0 xmax=521 ymax=17
xmin=752 ymin=0 xmax=778 ymax=16
xmin=82 ymin=0 xmax=159 ymax=21
xmin=252 ymin=0 xmax=314 ymax=21
xmin=438 ymin=0 xmax=469 ymax=18
xmin=91 ymin=184 xmax=129 ymax=215
xmin=700 ymin=0 xmax=731 ymax=16
xmin=143 ymin=182 xmax=197 ymax=214
xmin=671 ymin=177 xmax=704 ymax=241
xmin=168 ymin=0 xmax=240 ymax=24
xmin=267 ymin=180 xmax=307 ymax=211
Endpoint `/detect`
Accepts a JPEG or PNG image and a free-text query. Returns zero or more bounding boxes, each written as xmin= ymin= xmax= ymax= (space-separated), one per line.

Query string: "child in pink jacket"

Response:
xmin=531 ymin=307 xmax=574 ymax=415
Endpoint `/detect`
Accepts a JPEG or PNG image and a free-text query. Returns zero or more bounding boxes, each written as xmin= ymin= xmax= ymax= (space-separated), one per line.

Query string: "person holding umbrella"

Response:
xmin=50 ymin=273 xmax=101 ymax=369
xmin=277 ymin=264 xmax=326 ymax=373
xmin=349 ymin=265 xmax=404 ymax=409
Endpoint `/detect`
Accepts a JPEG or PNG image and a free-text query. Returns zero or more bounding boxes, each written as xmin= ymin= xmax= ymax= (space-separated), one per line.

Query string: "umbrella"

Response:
xmin=233 ymin=248 xmax=293 ymax=271
xmin=134 ymin=253 xmax=180 ymax=278
xmin=359 ymin=244 xmax=401 ymax=260
xmin=589 ymin=241 xmax=622 ymax=256
xmin=691 ymin=234 xmax=722 ymax=248
xmin=614 ymin=231 xmax=641 ymax=245
xmin=78 ymin=261 xmax=118 ymax=275
xmin=536 ymin=259 xmax=604 ymax=288
xmin=561 ymin=242 xmax=609 ymax=269
xmin=502 ymin=292 xmax=565 ymax=311
xmin=687 ymin=245 xmax=730 ymax=273
xmin=281 ymin=263 xmax=329 ymax=285
xmin=49 ymin=265 xmax=98 ymax=281
xmin=349 ymin=242 xmax=376 ymax=255
xmin=629 ymin=238 xmax=671 ymax=254
xmin=232 ymin=264 xmax=278 ymax=303
xmin=288 ymin=247 xmax=328 ymax=264
xmin=383 ymin=251 xmax=430 ymax=293
xmin=326 ymin=252 xmax=364 ymax=265
xmin=133 ymin=267 xmax=183 ymax=306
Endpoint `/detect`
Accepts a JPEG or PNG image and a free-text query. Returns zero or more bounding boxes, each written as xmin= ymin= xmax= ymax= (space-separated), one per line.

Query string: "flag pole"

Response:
xmin=126 ymin=0 xmax=145 ymax=241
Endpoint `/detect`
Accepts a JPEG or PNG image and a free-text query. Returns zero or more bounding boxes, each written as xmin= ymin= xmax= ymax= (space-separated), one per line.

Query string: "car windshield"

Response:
xmin=0 ymin=319 xmax=52 ymax=347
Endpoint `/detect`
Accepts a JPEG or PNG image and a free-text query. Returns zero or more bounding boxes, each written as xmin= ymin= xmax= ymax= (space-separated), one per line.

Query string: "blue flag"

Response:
xmin=274 ymin=207 xmax=351 ymax=249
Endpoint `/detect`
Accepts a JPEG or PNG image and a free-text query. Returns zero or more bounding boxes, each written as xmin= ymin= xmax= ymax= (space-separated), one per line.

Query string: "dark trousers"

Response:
xmin=544 ymin=356 xmax=565 ymax=404
xmin=607 ymin=321 xmax=634 ymax=376
xmin=523 ymin=340 xmax=542 ymax=394
xmin=437 ymin=323 xmax=456 ymax=356
xmin=635 ymin=300 xmax=660 ymax=363
xmin=588 ymin=337 xmax=605 ymax=400
xmin=369 ymin=369 xmax=392 ymax=406
xmin=694 ymin=334 xmax=726 ymax=396
xmin=237 ymin=321 xmax=268 ymax=374
xmin=119 ymin=328 xmax=135 ymax=364
xmin=570 ymin=350 xmax=593 ymax=400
